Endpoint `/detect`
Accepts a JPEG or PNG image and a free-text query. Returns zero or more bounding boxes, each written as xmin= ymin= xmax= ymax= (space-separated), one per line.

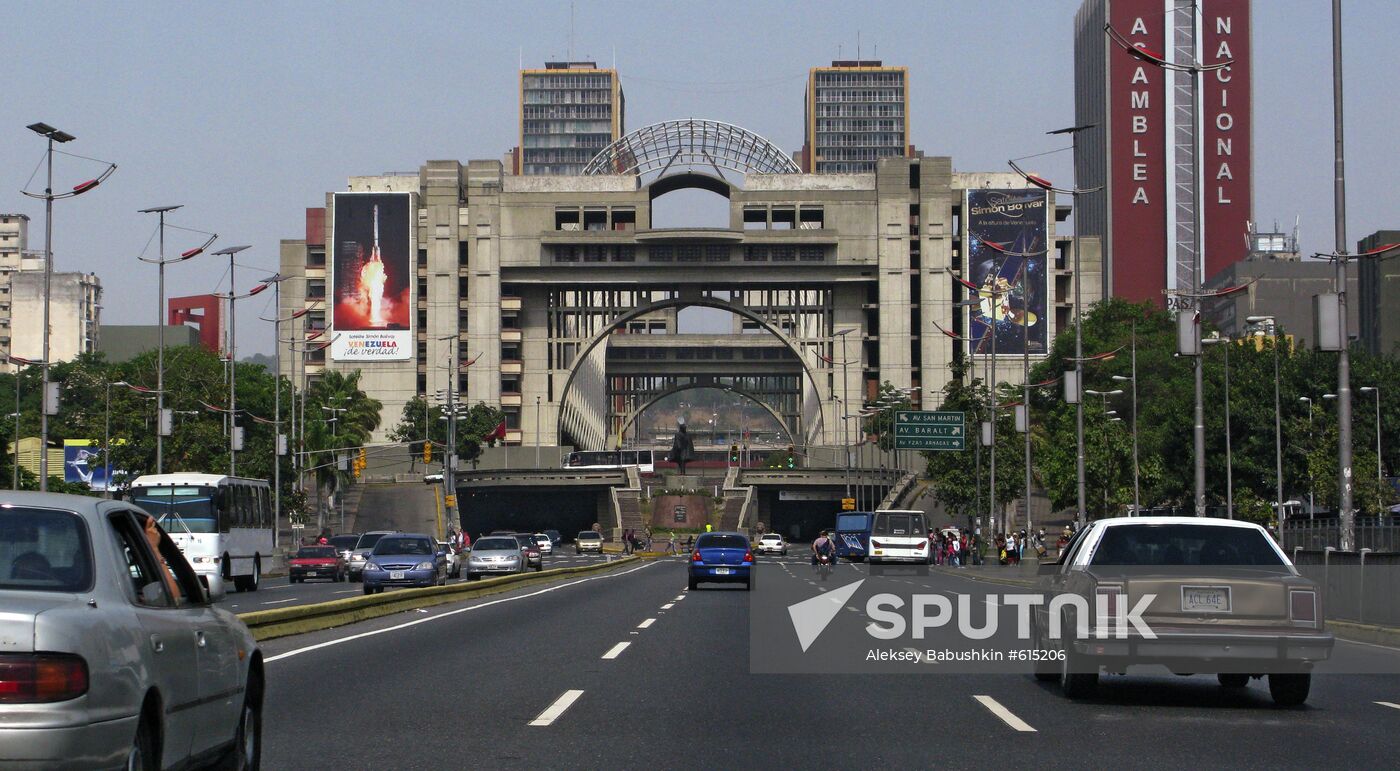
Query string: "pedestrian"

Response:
xmin=1006 ymin=532 xmax=1018 ymax=565
xmin=949 ymin=533 xmax=961 ymax=567
xmin=644 ymin=526 xmax=653 ymax=551
xmin=705 ymin=523 xmax=713 ymax=533
xmin=685 ymin=534 xmax=694 ymax=553
xmin=666 ymin=530 xmax=677 ymax=554
xmin=622 ymin=528 xmax=633 ymax=555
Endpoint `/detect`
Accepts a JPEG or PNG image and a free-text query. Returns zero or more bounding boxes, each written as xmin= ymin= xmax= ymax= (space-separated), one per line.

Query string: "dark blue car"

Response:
xmin=688 ymin=532 xmax=754 ymax=591
xmin=362 ymin=533 xmax=447 ymax=594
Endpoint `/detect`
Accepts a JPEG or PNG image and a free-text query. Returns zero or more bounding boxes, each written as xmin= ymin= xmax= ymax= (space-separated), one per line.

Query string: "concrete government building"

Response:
xmin=279 ymin=65 xmax=1100 ymax=453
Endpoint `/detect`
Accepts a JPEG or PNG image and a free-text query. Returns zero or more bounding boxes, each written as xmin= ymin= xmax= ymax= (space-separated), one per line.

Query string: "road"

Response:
xmin=254 ymin=553 xmax=1400 ymax=767
xmin=215 ymin=553 xmax=618 ymax=612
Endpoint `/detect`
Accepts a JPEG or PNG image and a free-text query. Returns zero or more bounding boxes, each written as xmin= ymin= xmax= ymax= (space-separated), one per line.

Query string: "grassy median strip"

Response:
xmin=238 ymin=556 xmax=640 ymax=642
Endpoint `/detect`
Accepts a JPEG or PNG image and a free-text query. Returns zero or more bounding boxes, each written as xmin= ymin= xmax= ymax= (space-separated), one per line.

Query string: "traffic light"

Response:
xmin=423 ymin=441 xmax=432 ymax=464
xmin=786 ymin=445 xmax=796 ymax=469
xmin=729 ymin=444 xmax=739 ymax=464
xmin=359 ymin=447 xmax=368 ymax=467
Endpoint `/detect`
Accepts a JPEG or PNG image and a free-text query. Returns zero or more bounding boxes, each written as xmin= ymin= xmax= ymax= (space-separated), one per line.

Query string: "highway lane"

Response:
xmin=258 ymin=554 xmax=1400 ymax=768
xmin=216 ymin=553 xmax=618 ymax=612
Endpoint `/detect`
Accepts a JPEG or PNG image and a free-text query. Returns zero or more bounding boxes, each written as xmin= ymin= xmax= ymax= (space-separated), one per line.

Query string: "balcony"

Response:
xmin=501 ymin=296 xmax=522 ymax=312
xmin=501 ymin=393 xmax=523 ymax=407
xmin=500 ymin=359 xmax=523 ymax=375
xmin=500 ymin=329 xmax=523 ymax=343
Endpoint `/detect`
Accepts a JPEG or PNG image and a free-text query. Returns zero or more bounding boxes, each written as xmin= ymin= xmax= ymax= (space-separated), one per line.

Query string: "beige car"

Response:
xmin=1032 ymin=516 xmax=1333 ymax=706
xmin=575 ymin=530 xmax=604 ymax=554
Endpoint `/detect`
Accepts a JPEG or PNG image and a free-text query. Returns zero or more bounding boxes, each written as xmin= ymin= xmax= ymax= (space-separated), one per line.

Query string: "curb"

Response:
xmin=1327 ymin=619 xmax=1400 ymax=649
xmin=237 ymin=556 xmax=640 ymax=642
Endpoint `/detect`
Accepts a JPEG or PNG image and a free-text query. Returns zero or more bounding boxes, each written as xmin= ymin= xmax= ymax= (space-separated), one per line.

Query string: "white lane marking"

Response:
xmin=263 ymin=583 xmax=295 ymax=591
xmin=1340 ymin=638 xmax=1400 ymax=654
xmin=637 ymin=618 xmax=656 ymax=629
xmin=973 ymin=695 xmax=1036 ymax=732
xmin=265 ymin=562 xmax=656 ymax=663
xmin=530 ymin=690 xmax=584 ymax=726
xmin=601 ymin=641 xmax=631 ymax=660
xmin=261 ymin=598 xmax=298 ymax=605
xmin=333 ymin=590 xmax=359 ymax=595
xmin=1377 ymin=701 xmax=1400 ymax=711
xmin=660 ymin=603 xmax=675 ymax=610
xmin=673 ymin=595 xmax=686 ymax=601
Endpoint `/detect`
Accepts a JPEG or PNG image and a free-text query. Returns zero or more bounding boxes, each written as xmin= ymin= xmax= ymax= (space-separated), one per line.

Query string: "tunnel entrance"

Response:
xmin=761 ymin=490 xmax=845 ymax=543
xmin=456 ymin=488 xmax=605 ymax=542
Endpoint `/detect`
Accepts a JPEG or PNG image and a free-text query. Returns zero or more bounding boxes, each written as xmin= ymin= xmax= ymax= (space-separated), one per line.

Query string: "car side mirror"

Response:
xmin=436 ymin=550 xmax=446 ymax=558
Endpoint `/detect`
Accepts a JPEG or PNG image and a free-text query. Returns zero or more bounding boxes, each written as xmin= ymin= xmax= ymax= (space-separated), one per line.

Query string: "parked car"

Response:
xmin=688 ymin=531 xmax=754 ymax=591
xmin=544 ymin=529 xmax=563 ymax=547
xmin=576 ymin=530 xmax=604 ymax=555
xmin=437 ymin=539 xmax=463 ymax=578
xmin=0 ymin=492 xmax=263 ymax=770
xmin=533 ymin=533 xmax=554 ymax=555
xmin=289 ymin=545 xmax=347 ymax=583
xmin=361 ymin=534 xmax=448 ymax=594
xmin=755 ymin=533 xmax=788 ymax=556
xmin=465 ymin=536 xmax=527 ymax=580
xmin=1031 ymin=516 xmax=1334 ymax=705
xmin=348 ymin=530 xmax=399 ymax=582
xmin=512 ymin=533 xmax=544 ymax=571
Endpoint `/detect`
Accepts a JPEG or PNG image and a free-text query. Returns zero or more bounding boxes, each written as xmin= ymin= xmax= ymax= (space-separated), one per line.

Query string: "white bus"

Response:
xmin=127 ymin=473 xmax=274 ymax=597
xmin=564 ymin=449 xmax=656 ymax=473
xmin=868 ymin=509 xmax=930 ymax=575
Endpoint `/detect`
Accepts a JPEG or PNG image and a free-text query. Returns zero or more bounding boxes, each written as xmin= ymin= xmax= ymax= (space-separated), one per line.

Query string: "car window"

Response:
xmin=356 ymin=532 xmax=388 ymax=551
xmin=579 ymin=531 xmax=600 ymax=539
xmin=1090 ymin=524 xmax=1287 ymax=567
xmin=697 ymin=534 xmax=748 ymax=549
xmin=297 ymin=547 xmax=338 ymax=559
xmin=373 ymin=538 xmax=433 ymax=555
xmin=0 ymin=507 xmax=93 ymax=593
xmin=474 ymin=538 xmax=518 ymax=550
xmin=109 ymin=513 xmax=174 ymax=607
xmin=872 ymin=513 xmax=922 ymax=537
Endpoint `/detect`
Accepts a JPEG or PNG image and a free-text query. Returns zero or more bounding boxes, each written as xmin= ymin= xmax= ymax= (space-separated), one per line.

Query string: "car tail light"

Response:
xmin=870 ymin=540 xmax=882 ymax=549
xmin=743 ymin=551 xmax=753 ymax=563
xmin=0 ymin=654 xmax=88 ymax=703
xmin=691 ymin=551 xmax=702 ymax=563
xmin=1290 ymin=590 xmax=1317 ymax=624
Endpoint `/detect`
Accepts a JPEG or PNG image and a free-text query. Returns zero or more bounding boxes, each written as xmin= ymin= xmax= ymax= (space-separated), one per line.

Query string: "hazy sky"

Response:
xmin=3 ymin=0 xmax=1397 ymax=355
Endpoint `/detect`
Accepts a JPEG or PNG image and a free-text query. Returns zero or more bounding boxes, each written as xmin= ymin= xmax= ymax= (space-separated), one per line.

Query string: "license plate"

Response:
xmin=1182 ymin=586 xmax=1231 ymax=612
xmin=715 ymin=567 xmax=732 ymax=575
xmin=390 ymin=571 xmax=406 ymax=580
xmin=306 ymin=571 xmax=318 ymax=577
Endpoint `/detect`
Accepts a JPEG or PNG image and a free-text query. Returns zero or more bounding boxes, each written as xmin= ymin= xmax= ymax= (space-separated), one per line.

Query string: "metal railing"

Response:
xmin=1282 ymin=518 xmax=1400 ymax=552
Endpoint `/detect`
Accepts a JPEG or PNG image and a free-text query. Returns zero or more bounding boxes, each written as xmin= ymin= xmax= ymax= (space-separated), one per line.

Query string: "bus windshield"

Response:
xmin=130 ymin=486 xmax=218 ymax=534
xmin=837 ymin=513 xmax=871 ymax=532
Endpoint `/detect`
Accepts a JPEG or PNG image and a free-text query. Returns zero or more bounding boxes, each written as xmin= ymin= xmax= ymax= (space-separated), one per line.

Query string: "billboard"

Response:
xmin=63 ymin=439 xmax=111 ymax=491
xmin=331 ymin=192 xmax=413 ymax=360
xmin=965 ymin=189 xmax=1049 ymax=356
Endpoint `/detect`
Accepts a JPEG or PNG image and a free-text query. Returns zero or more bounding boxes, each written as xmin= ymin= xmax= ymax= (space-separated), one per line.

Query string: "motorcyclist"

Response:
xmin=811 ymin=530 xmax=835 ymax=568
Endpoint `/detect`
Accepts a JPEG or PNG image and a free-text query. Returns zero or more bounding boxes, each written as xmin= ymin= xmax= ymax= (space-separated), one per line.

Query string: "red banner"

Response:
xmin=1201 ymin=0 xmax=1252 ymax=280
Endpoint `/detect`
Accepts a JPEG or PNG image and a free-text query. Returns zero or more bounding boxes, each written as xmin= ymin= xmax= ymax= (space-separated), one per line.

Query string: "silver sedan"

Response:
xmin=465 ymin=536 xmax=527 ymax=580
xmin=0 ymin=492 xmax=263 ymax=770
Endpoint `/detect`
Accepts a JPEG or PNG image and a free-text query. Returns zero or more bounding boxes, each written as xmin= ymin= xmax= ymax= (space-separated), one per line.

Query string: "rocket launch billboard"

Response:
xmin=331 ymin=192 xmax=413 ymax=361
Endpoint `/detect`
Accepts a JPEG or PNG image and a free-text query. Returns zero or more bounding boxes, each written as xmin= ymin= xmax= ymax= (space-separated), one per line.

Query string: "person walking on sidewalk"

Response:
xmin=622 ymin=528 xmax=634 ymax=555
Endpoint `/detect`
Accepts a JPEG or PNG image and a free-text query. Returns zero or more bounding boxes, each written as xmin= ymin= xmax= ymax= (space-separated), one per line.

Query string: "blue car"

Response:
xmin=362 ymin=533 xmax=447 ymax=594
xmin=688 ymin=532 xmax=754 ymax=591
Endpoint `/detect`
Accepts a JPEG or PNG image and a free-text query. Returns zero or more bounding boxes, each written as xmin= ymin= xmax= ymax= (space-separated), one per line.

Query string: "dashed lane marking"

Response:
xmin=637 ymin=618 xmax=656 ymax=629
xmin=660 ymin=603 xmax=675 ymax=610
xmin=1377 ymin=701 xmax=1400 ymax=711
xmin=261 ymin=597 xmax=298 ymax=605
xmin=530 ymin=690 xmax=584 ymax=727
xmin=973 ymin=695 xmax=1036 ymax=732
xmin=601 ymin=642 xmax=631 ymax=660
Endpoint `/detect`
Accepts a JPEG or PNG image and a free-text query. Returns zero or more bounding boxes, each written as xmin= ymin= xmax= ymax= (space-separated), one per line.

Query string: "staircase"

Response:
xmin=611 ymin=466 xmax=646 ymax=534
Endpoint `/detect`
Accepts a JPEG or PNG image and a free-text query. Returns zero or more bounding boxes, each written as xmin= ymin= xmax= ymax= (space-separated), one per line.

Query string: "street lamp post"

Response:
xmin=5 ymin=355 xmax=45 ymax=490
xmin=1084 ymin=389 xmax=1123 ymax=517
xmin=22 ymin=123 xmax=114 ymax=491
xmin=213 ymin=245 xmax=251 ymax=477
xmin=1203 ymin=336 xmax=1234 ymax=518
xmin=1008 ymin=123 xmax=1101 ymax=528
xmin=1247 ymin=315 xmax=1286 ymax=527
xmin=1359 ymin=387 xmax=1383 ymax=516
xmin=103 ymin=380 xmax=128 ymax=498
xmin=259 ymin=275 xmax=301 ymax=550
xmin=1112 ymin=323 xmax=1140 ymax=515
xmin=1329 ymin=0 xmax=1356 ymax=550
xmin=836 ymin=328 xmax=854 ymax=500
xmin=1300 ymin=396 xmax=1315 ymax=518
xmin=137 ymin=205 xmax=215 ymax=474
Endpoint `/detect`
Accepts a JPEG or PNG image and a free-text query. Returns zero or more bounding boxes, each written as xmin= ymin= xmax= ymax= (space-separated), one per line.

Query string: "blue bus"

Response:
xmin=834 ymin=511 xmax=873 ymax=561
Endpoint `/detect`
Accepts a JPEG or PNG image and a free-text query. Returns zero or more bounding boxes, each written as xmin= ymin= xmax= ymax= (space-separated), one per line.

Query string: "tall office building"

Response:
xmin=1074 ymin=0 xmax=1253 ymax=307
xmin=519 ymin=62 xmax=625 ymax=175
xmin=804 ymin=61 xmax=909 ymax=173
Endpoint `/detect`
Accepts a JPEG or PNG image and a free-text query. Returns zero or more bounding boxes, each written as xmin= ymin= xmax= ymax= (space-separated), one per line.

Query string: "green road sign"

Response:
xmin=893 ymin=410 xmax=965 ymax=451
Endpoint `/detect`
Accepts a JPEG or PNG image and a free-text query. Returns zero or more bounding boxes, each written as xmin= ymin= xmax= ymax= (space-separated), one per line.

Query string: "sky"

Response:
xmin=2 ymin=0 xmax=1397 ymax=355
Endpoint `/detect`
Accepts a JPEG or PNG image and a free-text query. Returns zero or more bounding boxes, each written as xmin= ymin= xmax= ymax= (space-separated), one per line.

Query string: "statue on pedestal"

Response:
xmin=669 ymin=419 xmax=695 ymax=476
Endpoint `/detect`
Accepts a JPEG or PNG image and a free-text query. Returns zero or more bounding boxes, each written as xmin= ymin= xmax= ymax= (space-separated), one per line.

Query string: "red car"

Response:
xmin=289 ymin=545 xmax=347 ymax=583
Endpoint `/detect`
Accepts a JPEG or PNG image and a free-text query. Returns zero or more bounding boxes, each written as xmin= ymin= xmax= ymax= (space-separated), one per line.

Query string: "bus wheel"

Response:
xmin=247 ymin=557 xmax=261 ymax=592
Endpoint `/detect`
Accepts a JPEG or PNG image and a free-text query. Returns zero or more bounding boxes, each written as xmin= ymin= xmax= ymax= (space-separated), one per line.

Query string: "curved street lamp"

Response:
xmin=21 ymin=123 xmax=116 ymax=490
xmin=212 ymin=245 xmax=254 ymax=475
xmin=137 ymin=207 xmax=216 ymax=473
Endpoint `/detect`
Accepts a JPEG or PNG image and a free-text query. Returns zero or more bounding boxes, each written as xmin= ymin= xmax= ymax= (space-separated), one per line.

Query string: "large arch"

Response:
xmin=618 ymin=382 xmax=793 ymax=445
xmin=556 ymin=295 xmax=826 ymax=450
xmin=583 ymin=119 xmax=802 ymax=177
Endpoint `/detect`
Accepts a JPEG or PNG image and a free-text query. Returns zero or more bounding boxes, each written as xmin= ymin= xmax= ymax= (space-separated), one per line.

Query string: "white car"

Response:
xmin=436 ymin=540 xmax=463 ymax=578
xmin=533 ymin=534 xmax=554 ymax=555
xmin=755 ymin=533 xmax=788 ymax=556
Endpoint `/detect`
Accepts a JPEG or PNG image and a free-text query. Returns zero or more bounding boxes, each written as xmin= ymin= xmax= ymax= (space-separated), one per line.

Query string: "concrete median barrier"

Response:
xmin=238 ymin=556 xmax=640 ymax=641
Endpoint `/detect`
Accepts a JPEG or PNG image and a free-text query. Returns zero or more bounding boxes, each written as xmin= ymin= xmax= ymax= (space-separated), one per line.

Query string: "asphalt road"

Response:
xmin=215 ymin=553 xmax=618 ymax=612
xmin=258 ymin=554 xmax=1400 ymax=768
